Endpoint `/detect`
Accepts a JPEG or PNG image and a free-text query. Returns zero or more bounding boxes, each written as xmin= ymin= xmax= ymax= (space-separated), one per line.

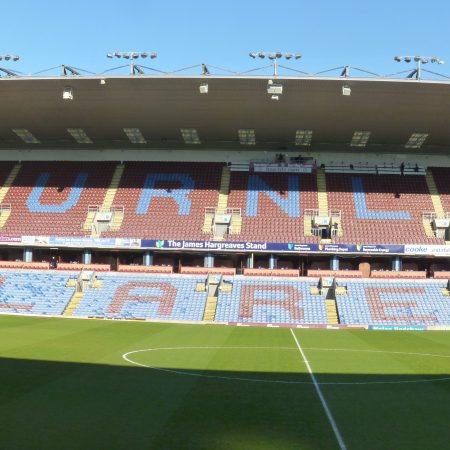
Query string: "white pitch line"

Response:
xmin=290 ymin=328 xmax=347 ymax=450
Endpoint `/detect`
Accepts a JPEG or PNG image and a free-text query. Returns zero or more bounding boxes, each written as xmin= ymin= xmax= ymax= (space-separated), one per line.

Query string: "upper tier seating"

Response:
xmin=0 ymin=161 xmax=446 ymax=244
xmin=326 ymin=173 xmax=440 ymax=244
xmin=226 ymin=172 xmax=319 ymax=243
xmin=215 ymin=279 xmax=327 ymax=324
xmin=336 ymin=280 xmax=450 ymax=326
xmin=1 ymin=162 xmax=116 ymax=236
xmin=0 ymin=270 xmax=73 ymax=315
xmin=73 ymin=274 xmax=208 ymax=321
xmin=102 ymin=162 xmax=222 ymax=240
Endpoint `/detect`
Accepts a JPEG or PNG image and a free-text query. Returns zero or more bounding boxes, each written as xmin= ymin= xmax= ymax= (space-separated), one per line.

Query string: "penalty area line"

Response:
xmin=290 ymin=328 xmax=347 ymax=450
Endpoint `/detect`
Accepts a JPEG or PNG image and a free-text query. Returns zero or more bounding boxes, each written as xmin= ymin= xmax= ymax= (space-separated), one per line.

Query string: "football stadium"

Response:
xmin=1 ymin=6 xmax=450 ymax=448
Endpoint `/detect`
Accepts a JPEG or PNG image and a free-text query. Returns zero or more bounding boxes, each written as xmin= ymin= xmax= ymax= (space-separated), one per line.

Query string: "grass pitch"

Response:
xmin=0 ymin=316 xmax=449 ymax=450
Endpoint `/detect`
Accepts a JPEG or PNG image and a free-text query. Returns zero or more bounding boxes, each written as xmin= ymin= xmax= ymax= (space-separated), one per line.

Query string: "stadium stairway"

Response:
xmin=425 ymin=170 xmax=446 ymax=218
xmin=217 ymin=166 xmax=231 ymax=213
xmin=83 ymin=163 xmax=125 ymax=236
xmin=0 ymin=163 xmax=21 ymax=228
xmin=203 ymin=296 xmax=218 ymax=321
xmin=63 ymin=291 xmax=84 ymax=316
xmin=202 ymin=166 xmax=231 ymax=237
xmin=316 ymin=168 xmax=329 ymax=216
xmin=82 ymin=209 xmax=96 ymax=233
xmin=317 ymin=168 xmax=343 ymax=238
xmin=325 ymin=299 xmax=339 ymax=324
xmin=101 ymin=163 xmax=125 ymax=212
xmin=424 ymin=170 xmax=449 ymax=243
xmin=422 ymin=219 xmax=435 ymax=239
xmin=212 ymin=166 xmax=232 ymax=241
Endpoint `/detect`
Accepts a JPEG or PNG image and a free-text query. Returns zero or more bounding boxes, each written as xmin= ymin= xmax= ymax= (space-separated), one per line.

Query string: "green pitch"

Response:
xmin=0 ymin=316 xmax=449 ymax=450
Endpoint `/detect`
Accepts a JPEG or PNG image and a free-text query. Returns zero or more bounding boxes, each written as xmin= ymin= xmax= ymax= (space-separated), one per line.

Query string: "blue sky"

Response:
xmin=2 ymin=0 xmax=449 ymax=77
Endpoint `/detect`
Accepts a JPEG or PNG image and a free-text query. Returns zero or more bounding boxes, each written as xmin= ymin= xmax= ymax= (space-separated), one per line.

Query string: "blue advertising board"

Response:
xmin=368 ymin=325 xmax=426 ymax=331
xmin=141 ymin=239 xmax=405 ymax=254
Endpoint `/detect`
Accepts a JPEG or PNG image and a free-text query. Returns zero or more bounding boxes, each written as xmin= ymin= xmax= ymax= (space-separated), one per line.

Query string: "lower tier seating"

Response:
xmin=73 ymin=274 xmax=207 ymax=321
xmin=336 ymin=280 xmax=450 ymax=326
xmin=215 ymin=279 xmax=327 ymax=324
xmin=0 ymin=271 xmax=73 ymax=315
xmin=0 ymin=270 xmax=449 ymax=327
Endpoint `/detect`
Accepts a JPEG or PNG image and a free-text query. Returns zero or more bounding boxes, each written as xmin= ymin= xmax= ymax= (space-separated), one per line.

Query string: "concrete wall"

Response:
xmin=0 ymin=148 xmax=449 ymax=168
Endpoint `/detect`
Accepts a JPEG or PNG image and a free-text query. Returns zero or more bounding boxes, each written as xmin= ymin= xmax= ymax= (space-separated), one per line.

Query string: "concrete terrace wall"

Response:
xmin=0 ymin=149 xmax=449 ymax=168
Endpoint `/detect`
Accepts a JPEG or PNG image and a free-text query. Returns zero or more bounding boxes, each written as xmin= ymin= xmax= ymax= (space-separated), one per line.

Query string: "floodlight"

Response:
xmin=123 ymin=53 xmax=131 ymax=59
xmin=132 ymin=52 xmax=139 ymax=59
xmin=107 ymin=53 xmax=114 ymax=58
xmin=267 ymin=82 xmax=283 ymax=95
xmin=394 ymin=54 xmax=445 ymax=79
xmin=141 ymin=52 xmax=148 ymax=58
xmin=62 ymin=86 xmax=74 ymax=101
xmin=342 ymin=85 xmax=351 ymax=96
xmin=114 ymin=52 xmax=122 ymax=58
xmin=0 ymin=54 xmax=20 ymax=62
xmin=249 ymin=50 xmax=302 ymax=76
xmin=150 ymin=53 xmax=157 ymax=58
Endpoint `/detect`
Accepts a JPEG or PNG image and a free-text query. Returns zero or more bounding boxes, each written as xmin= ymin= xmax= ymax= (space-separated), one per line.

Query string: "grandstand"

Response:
xmin=0 ymin=74 xmax=448 ymax=330
xmin=0 ymin=63 xmax=450 ymax=450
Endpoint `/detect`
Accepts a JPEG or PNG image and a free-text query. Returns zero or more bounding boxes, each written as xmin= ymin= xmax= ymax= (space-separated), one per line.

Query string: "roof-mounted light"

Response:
xmin=124 ymin=128 xmax=147 ymax=144
xmin=13 ymin=129 xmax=40 ymax=144
xmin=181 ymin=128 xmax=201 ymax=144
xmin=238 ymin=129 xmax=256 ymax=145
xmin=67 ymin=128 xmax=93 ymax=144
xmin=350 ymin=131 xmax=371 ymax=147
xmin=295 ymin=130 xmax=313 ymax=146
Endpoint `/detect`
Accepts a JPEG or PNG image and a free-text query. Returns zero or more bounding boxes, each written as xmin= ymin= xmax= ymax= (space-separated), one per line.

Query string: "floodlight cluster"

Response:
xmin=394 ymin=55 xmax=444 ymax=65
xmin=0 ymin=55 xmax=19 ymax=61
xmin=249 ymin=52 xmax=302 ymax=60
xmin=107 ymin=52 xmax=157 ymax=59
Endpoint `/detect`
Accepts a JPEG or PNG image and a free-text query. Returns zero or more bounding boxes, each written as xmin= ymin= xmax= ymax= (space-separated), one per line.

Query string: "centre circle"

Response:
xmin=122 ymin=346 xmax=450 ymax=385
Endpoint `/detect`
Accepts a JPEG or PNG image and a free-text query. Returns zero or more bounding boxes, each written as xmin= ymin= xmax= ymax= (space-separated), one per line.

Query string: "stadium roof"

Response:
xmin=0 ymin=75 xmax=449 ymax=154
